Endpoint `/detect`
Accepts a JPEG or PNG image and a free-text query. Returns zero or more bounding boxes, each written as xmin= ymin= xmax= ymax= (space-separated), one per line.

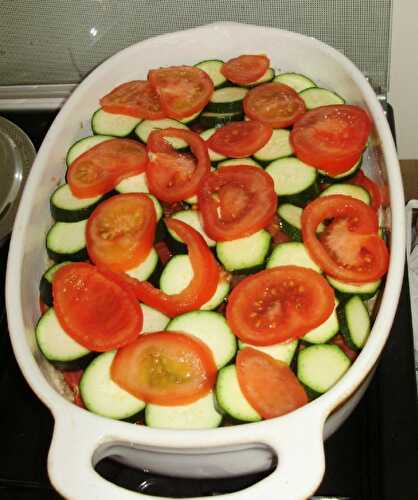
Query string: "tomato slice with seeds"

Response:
xmin=207 ymin=121 xmax=273 ymax=158
xmin=237 ymin=348 xmax=308 ymax=419
xmin=302 ymin=195 xmax=389 ymax=283
xmin=221 ymin=54 xmax=270 ymax=85
xmin=351 ymin=170 xmax=382 ymax=211
xmin=67 ymin=139 xmax=148 ymax=198
xmin=100 ymin=80 xmax=165 ymax=119
xmin=146 ymin=128 xmax=210 ymax=202
xmin=148 ymin=66 xmax=213 ymax=119
xmin=53 ymin=263 xmax=142 ymax=352
xmin=226 ymin=266 xmax=335 ymax=345
xmin=126 ymin=219 xmax=219 ymax=317
xmin=290 ymin=105 xmax=371 ymax=175
xmin=198 ymin=165 xmax=277 ymax=241
xmin=111 ymin=331 xmax=217 ymax=406
xmin=243 ymin=82 xmax=306 ymax=129
xmin=86 ymin=193 xmax=156 ymax=272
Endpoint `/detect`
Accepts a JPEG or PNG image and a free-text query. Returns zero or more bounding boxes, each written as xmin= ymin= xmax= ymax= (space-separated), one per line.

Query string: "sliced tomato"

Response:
xmin=302 ymin=195 xmax=389 ymax=283
xmin=351 ymin=170 xmax=382 ymax=211
xmin=290 ymin=105 xmax=371 ymax=175
xmin=148 ymin=66 xmax=213 ymax=119
xmin=198 ymin=165 xmax=277 ymax=241
xmin=243 ymin=82 xmax=306 ymax=129
xmin=39 ymin=298 xmax=49 ymax=315
xmin=221 ymin=55 xmax=270 ymax=85
xmin=207 ymin=121 xmax=273 ymax=158
xmin=100 ymin=80 xmax=165 ymax=119
xmin=63 ymin=370 xmax=85 ymax=408
xmin=154 ymin=241 xmax=172 ymax=265
xmin=331 ymin=334 xmax=358 ymax=362
xmin=146 ymin=128 xmax=210 ymax=202
xmin=237 ymin=348 xmax=308 ymax=419
xmin=111 ymin=331 xmax=217 ymax=405
xmin=67 ymin=139 xmax=148 ymax=198
xmin=126 ymin=219 xmax=219 ymax=317
xmin=266 ymin=215 xmax=292 ymax=245
xmin=53 ymin=263 xmax=142 ymax=352
xmin=86 ymin=193 xmax=156 ymax=272
xmin=226 ymin=266 xmax=335 ymax=345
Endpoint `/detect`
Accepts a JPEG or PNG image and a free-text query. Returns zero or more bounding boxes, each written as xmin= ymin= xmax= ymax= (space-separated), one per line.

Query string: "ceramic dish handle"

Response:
xmin=48 ymin=405 xmax=327 ymax=500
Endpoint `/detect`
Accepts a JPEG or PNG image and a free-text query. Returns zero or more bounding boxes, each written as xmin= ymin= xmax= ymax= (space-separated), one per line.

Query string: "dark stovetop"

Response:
xmin=0 ymin=108 xmax=418 ymax=500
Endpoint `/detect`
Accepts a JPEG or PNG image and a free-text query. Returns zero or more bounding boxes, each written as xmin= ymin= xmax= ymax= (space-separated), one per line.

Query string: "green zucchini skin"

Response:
xmin=281 ymin=181 xmax=320 ymax=207
xmin=337 ymin=295 xmax=371 ymax=350
xmin=39 ymin=262 xmax=71 ymax=307
xmin=198 ymin=111 xmax=243 ymax=129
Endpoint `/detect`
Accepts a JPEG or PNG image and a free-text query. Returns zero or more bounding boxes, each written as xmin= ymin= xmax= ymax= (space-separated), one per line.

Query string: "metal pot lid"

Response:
xmin=0 ymin=116 xmax=36 ymax=243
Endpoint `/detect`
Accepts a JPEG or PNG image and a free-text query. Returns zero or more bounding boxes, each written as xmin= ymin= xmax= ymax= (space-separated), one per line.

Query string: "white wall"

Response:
xmin=388 ymin=0 xmax=418 ymax=159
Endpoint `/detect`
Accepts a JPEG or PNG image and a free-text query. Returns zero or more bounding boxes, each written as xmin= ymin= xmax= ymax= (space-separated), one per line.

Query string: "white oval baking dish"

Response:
xmin=6 ymin=22 xmax=405 ymax=500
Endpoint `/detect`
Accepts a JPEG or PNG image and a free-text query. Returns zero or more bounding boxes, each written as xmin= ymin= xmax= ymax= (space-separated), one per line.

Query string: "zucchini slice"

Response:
xmin=299 ymin=87 xmax=345 ymax=109
xmin=253 ymin=129 xmax=293 ymax=164
xmin=135 ymin=119 xmax=189 ymax=149
xmin=126 ymin=248 xmax=159 ymax=282
xmin=206 ymin=86 xmax=248 ymax=113
xmin=46 ymin=220 xmax=88 ymax=262
xmin=145 ymin=392 xmax=222 ymax=429
xmin=200 ymin=128 xmax=227 ymax=162
xmin=66 ymin=135 xmax=112 ymax=166
xmin=36 ymin=308 xmax=93 ymax=370
xmin=297 ymin=344 xmax=351 ymax=395
xmin=198 ymin=111 xmax=243 ymax=129
xmin=337 ymin=295 xmax=371 ymax=350
xmin=216 ymin=229 xmax=271 ymax=273
xmin=238 ymin=339 xmax=298 ymax=365
xmin=301 ymin=299 xmax=339 ymax=344
xmin=194 ymin=59 xmax=227 ymax=88
xmin=242 ymin=68 xmax=275 ymax=87
xmin=91 ymin=108 xmax=141 ymax=137
xmin=326 ymin=275 xmax=381 ymax=301
xmin=217 ymin=158 xmax=262 ymax=168
xmin=167 ymin=311 xmax=236 ymax=369
xmin=50 ymin=184 xmax=104 ymax=223
xmin=216 ymin=365 xmax=261 ymax=422
xmin=273 ymin=72 xmax=317 ymax=93
xmin=160 ymin=256 xmax=230 ymax=311
xmin=319 ymin=183 xmax=371 ymax=205
xmin=39 ymin=261 xmax=71 ymax=307
xmin=267 ymin=241 xmax=322 ymax=273
xmin=80 ymin=351 xmax=145 ymax=420
xmin=265 ymin=157 xmax=318 ymax=206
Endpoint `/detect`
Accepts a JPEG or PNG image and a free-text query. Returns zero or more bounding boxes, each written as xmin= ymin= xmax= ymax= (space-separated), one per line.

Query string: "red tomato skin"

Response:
xmin=86 ymin=193 xmax=156 ymax=272
xmin=221 ymin=55 xmax=270 ymax=85
xmin=226 ymin=266 xmax=335 ymax=345
xmin=302 ymin=194 xmax=389 ymax=283
xmin=290 ymin=105 xmax=371 ymax=175
xmin=243 ymin=82 xmax=306 ymax=129
xmin=207 ymin=121 xmax=273 ymax=158
xmin=53 ymin=263 xmax=142 ymax=352
xmin=100 ymin=80 xmax=166 ymax=119
xmin=237 ymin=348 xmax=308 ymax=419
xmin=63 ymin=370 xmax=85 ymax=408
xmin=148 ymin=66 xmax=213 ymax=119
xmin=111 ymin=331 xmax=217 ymax=406
xmin=146 ymin=128 xmax=211 ymax=202
xmin=125 ymin=219 xmax=219 ymax=317
xmin=67 ymin=139 xmax=148 ymax=198
xmin=198 ymin=165 xmax=277 ymax=241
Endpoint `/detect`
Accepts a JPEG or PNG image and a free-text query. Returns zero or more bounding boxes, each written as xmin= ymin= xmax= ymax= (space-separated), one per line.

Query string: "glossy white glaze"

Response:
xmin=6 ymin=23 xmax=404 ymax=500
